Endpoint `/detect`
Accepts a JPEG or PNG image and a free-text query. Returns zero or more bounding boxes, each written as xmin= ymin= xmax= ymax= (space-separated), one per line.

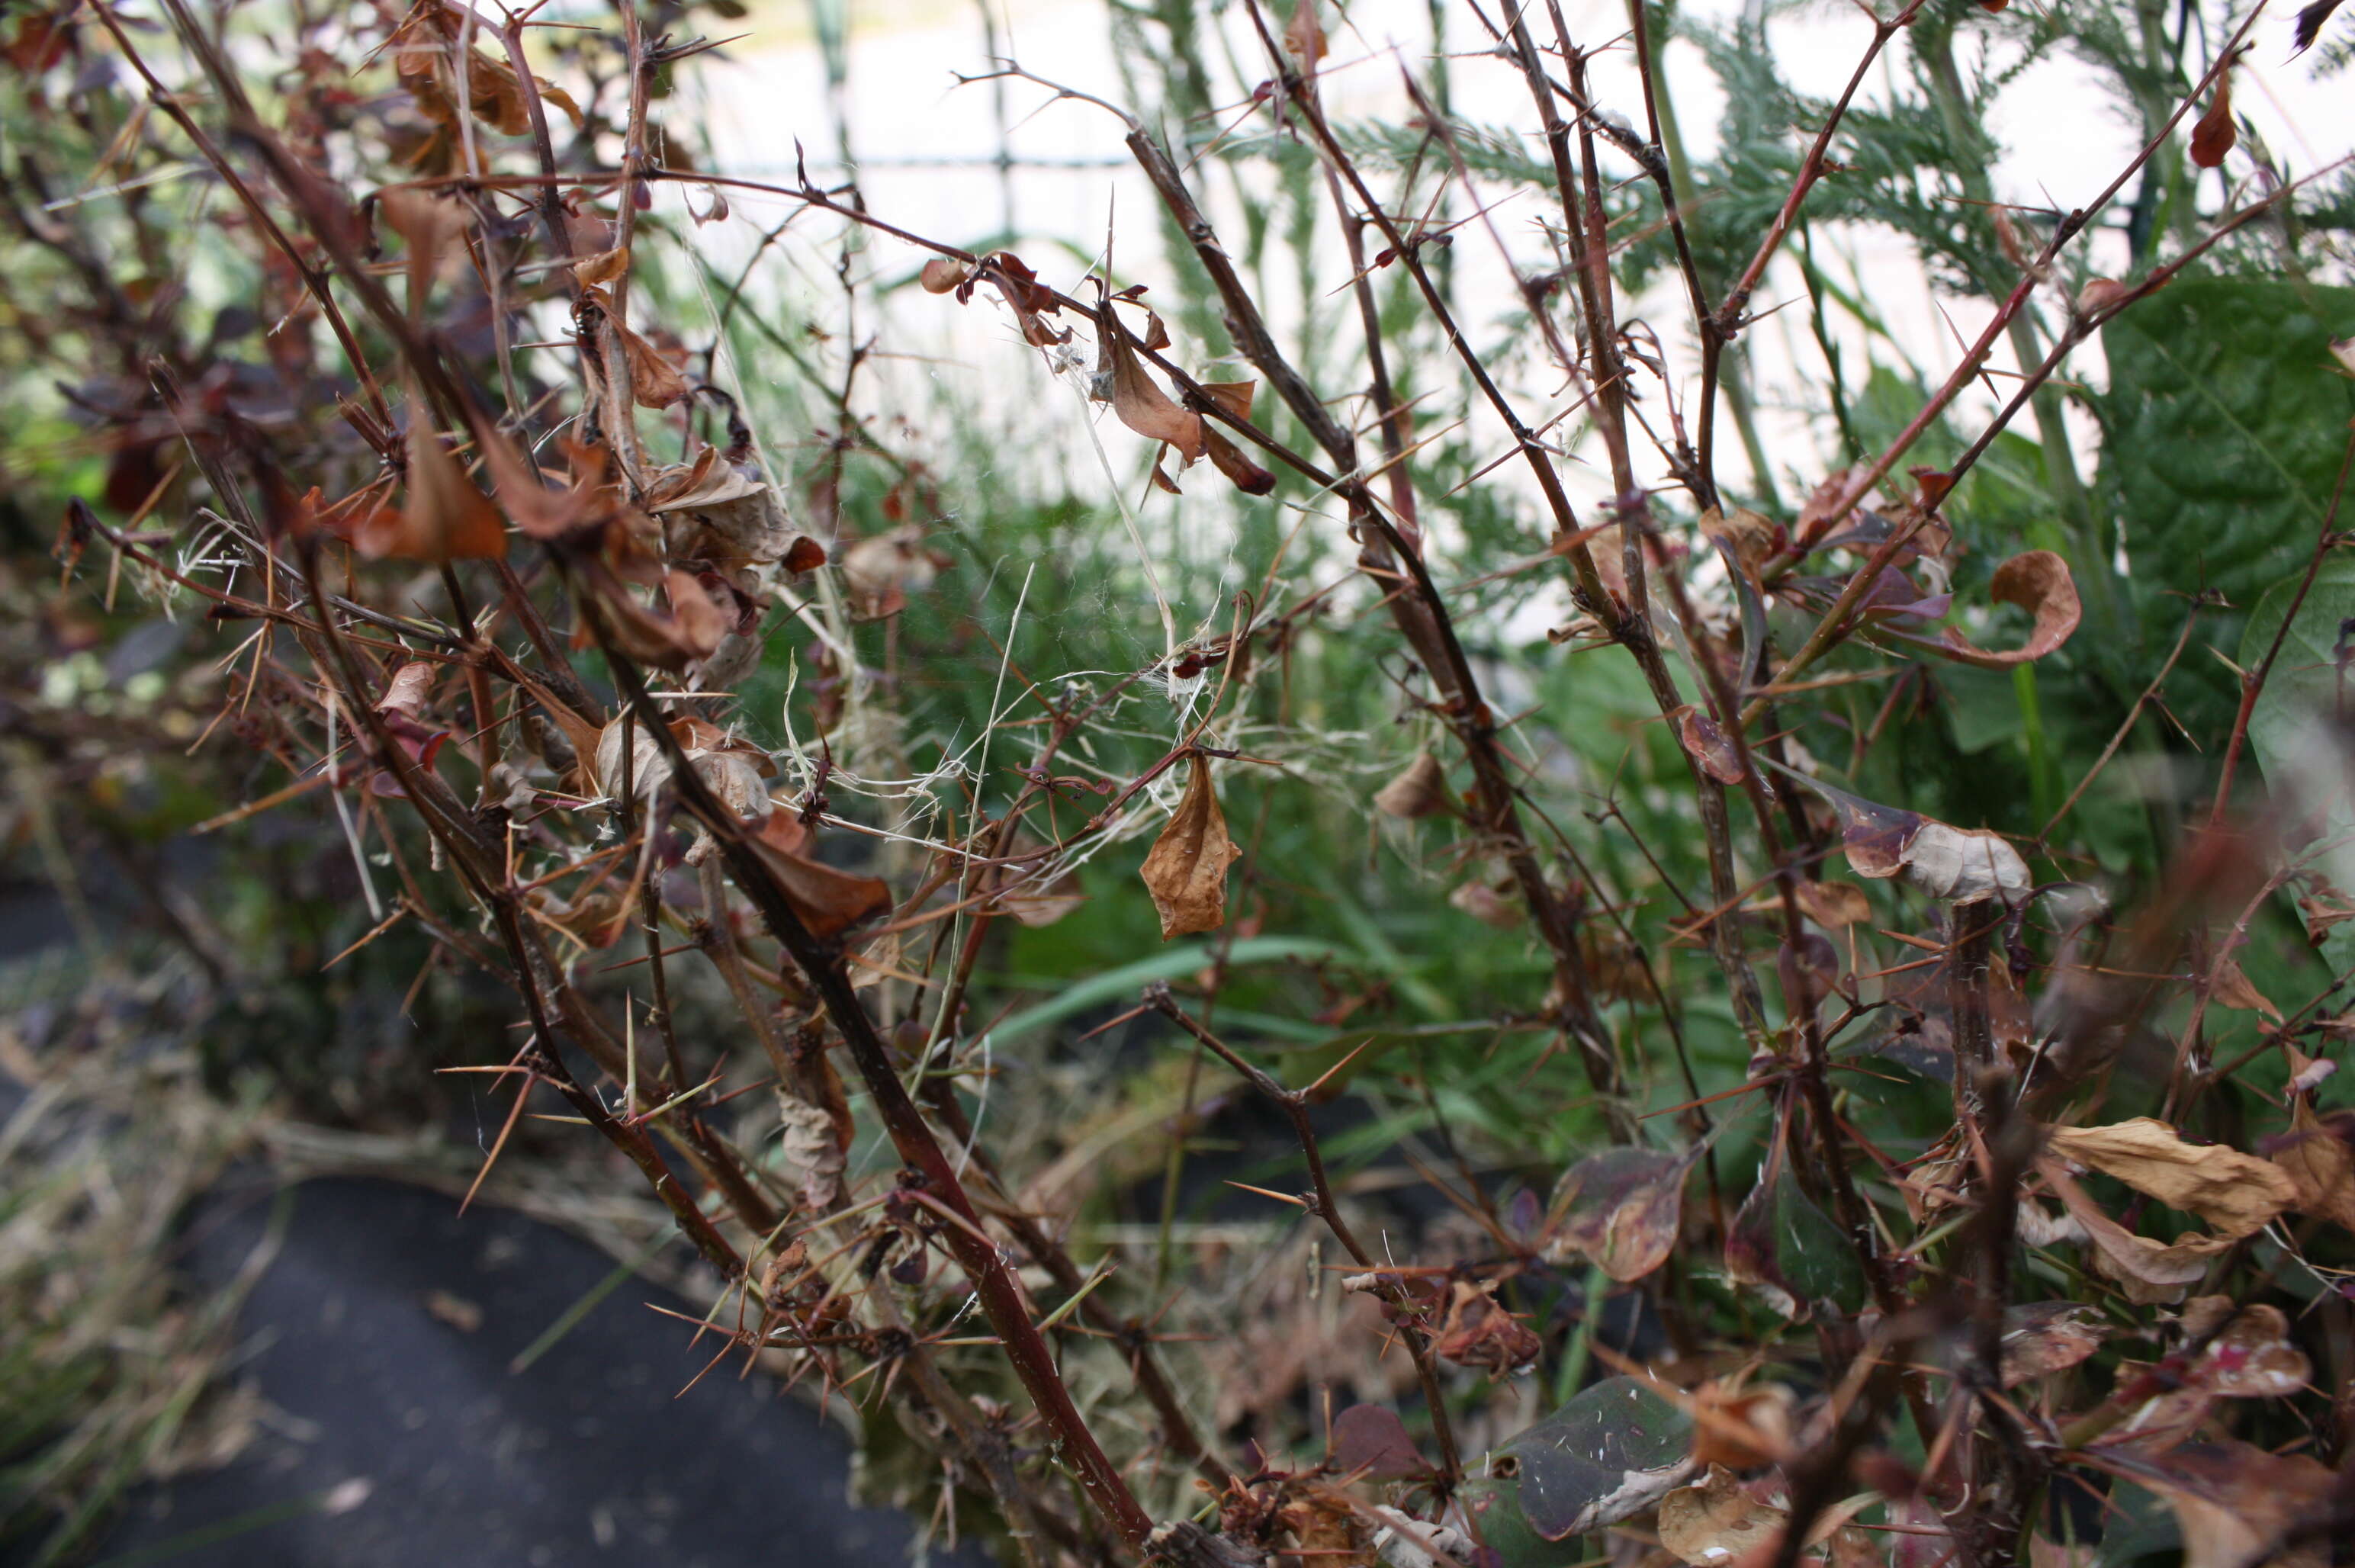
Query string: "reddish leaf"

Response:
xmin=1331 ymin=1405 xmax=1431 ymax=1480
xmin=2189 ymin=72 xmax=2237 ymax=169
xmin=1669 ymin=703 xmax=1746 ymax=784
xmin=1544 ymin=1145 xmax=1699 ymax=1282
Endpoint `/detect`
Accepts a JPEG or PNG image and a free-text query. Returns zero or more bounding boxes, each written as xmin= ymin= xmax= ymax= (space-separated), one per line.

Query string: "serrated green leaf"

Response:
xmin=2100 ymin=279 xmax=2355 ymax=608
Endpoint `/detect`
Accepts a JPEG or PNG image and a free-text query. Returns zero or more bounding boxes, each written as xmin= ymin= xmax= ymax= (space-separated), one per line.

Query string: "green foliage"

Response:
xmin=2100 ymin=278 xmax=2355 ymax=609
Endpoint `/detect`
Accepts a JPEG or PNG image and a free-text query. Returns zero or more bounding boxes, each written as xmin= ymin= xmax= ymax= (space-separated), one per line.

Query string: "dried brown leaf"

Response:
xmin=1203 ymin=429 xmax=1277 ymax=495
xmin=1658 ymin=1464 xmax=1786 ymax=1567
xmin=2046 ymin=1119 xmax=2298 ymax=1237
xmin=2000 ymin=1302 xmax=2106 ymax=1386
xmin=746 ymin=811 xmax=894 ymax=941
xmin=1373 ymin=752 xmax=1449 ymax=819
xmin=1910 ymin=551 xmax=2083 ymax=670
xmin=1430 ymin=1280 xmax=1540 ymax=1374
xmin=2190 ymin=72 xmax=2237 ymax=169
xmin=2209 ymin=957 xmax=2283 ymax=1022
xmin=1139 ymin=758 xmax=1242 ymax=938
xmin=1669 ymin=703 xmax=1747 ymax=784
xmin=1794 ymin=880 xmax=1872 ymax=929
xmin=361 ymin=397 xmax=506 ymax=561
xmin=1097 ymin=314 xmax=1204 ymax=464
xmin=919 ymin=257 xmax=972 ymax=294
xmin=2095 ymin=1441 xmax=2331 ymax=1568
xmin=1699 ymin=505 xmax=1778 ymax=580
xmin=2039 ymin=1157 xmax=2237 ymax=1303
xmin=2270 ymin=1100 xmax=2355 ymax=1232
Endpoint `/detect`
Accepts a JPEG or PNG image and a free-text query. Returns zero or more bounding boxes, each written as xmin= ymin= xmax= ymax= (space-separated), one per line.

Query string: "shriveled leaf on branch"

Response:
xmin=2045 ymin=1119 xmax=2297 ymax=1237
xmin=1882 ymin=551 xmax=2083 ymax=670
xmin=1194 ymin=379 xmax=1277 ymax=494
xmin=1284 ymin=0 xmax=1326 ymax=77
xmin=1542 ymin=1145 xmax=1699 ymax=1282
xmin=1701 ymin=505 xmax=1779 ymax=580
xmin=366 ymin=661 xmax=451 ymax=795
xmin=1373 ymin=752 xmax=1449 ymax=819
xmin=362 ymin=397 xmax=506 ymax=561
xmin=840 ymin=526 xmax=948 ymax=618
xmin=2266 ymin=1101 xmax=2355 ymax=1232
xmin=2209 ymin=956 xmax=2283 ymax=1021
xmin=919 ymin=257 xmax=972 ymax=293
xmin=1772 ymin=766 xmax=2029 ymax=904
xmin=2086 ymin=1441 xmax=2333 ymax=1568
xmin=2039 ymin=1158 xmax=2237 ymax=1303
xmin=582 ymin=287 xmax=692 ymax=408
xmin=1669 ymin=704 xmax=1747 ymax=783
xmin=1141 ymin=757 xmax=1242 ymax=938
xmin=2000 ymin=1303 xmax=2107 ymax=1386
xmin=375 ymin=187 xmax=470 ymax=315
xmin=645 ymin=450 xmax=821 ymax=578
xmin=745 ymin=810 xmax=894 ymax=941
xmin=1431 ymin=1279 xmax=1541 ymax=1374
xmin=2189 ymin=69 xmax=2237 ymax=169
xmin=472 ymin=422 xmax=609 ymax=542
xmin=1794 ymin=880 xmax=1872 ymax=929
xmin=1658 ymin=1464 xmax=1788 ymax=1567
xmin=986 ymin=862 xmax=1086 ymax=929
xmin=777 ymin=1093 xmax=847 ymax=1210
xmin=1096 ymin=311 xmax=1205 ymax=466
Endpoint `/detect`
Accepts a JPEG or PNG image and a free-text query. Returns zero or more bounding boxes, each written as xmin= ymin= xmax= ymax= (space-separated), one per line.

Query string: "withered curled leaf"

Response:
xmin=2085 ymin=1441 xmax=2332 ymax=1568
xmin=1431 ymin=1280 xmax=1541 ymax=1374
xmin=1373 ymin=752 xmax=1449 ymax=819
xmin=1542 ymin=1145 xmax=1699 ymax=1283
xmin=1669 ymin=703 xmax=1746 ymax=784
xmin=362 ymin=396 xmax=507 ymax=561
xmin=1097 ymin=312 xmax=1205 ymax=466
xmin=919 ymin=257 xmax=972 ymax=294
xmin=1658 ymin=1464 xmax=1788 ymax=1567
xmin=2039 ymin=1158 xmax=2236 ymax=1304
xmin=2189 ymin=71 xmax=2237 ymax=169
xmin=1140 ymin=757 xmax=1242 ymax=938
xmin=2267 ymin=1100 xmax=2355 ymax=1232
xmin=745 ymin=811 xmax=894 ymax=941
xmin=2045 ymin=1118 xmax=2297 ymax=1238
xmin=1794 ymin=879 xmax=1872 ymax=928
xmin=2000 ymin=1302 xmax=2107 ymax=1386
xmin=1897 ymin=550 xmax=2083 ymax=670
xmin=1772 ymin=765 xmax=2029 ymax=904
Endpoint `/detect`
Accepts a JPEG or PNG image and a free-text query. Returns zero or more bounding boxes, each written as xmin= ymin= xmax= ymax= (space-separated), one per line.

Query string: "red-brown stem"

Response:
xmin=597 ymin=640 xmax=1157 ymax=1552
xmin=1144 ymin=985 xmax=1463 ymax=1488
